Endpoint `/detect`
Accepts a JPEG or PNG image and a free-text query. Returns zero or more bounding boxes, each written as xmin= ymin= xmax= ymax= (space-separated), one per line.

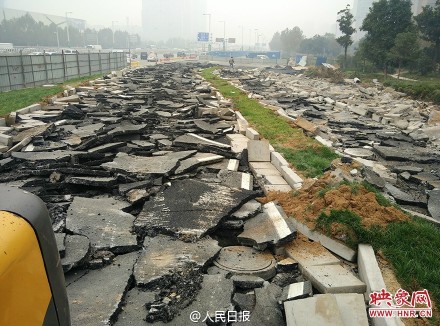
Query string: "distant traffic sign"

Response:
xmin=228 ymin=38 xmax=236 ymax=44
xmin=197 ymin=32 xmax=209 ymax=42
xmin=215 ymin=38 xmax=224 ymax=43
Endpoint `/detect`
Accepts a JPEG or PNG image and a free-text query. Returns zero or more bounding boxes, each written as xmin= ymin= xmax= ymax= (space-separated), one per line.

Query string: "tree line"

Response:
xmin=269 ymin=0 xmax=440 ymax=76
xmin=269 ymin=27 xmax=341 ymax=59
xmin=0 ymin=13 xmax=141 ymax=49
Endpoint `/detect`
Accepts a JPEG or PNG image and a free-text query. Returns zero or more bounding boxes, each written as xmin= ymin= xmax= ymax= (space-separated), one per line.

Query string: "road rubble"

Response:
xmin=219 ymin=66 xmax=440 ymax=223
xmin=0 ymin=62 xmax=413 ymax=325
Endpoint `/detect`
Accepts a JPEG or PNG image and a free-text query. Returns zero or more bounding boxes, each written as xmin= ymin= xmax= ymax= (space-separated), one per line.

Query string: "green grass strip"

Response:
xmin=0 ymin=74 xmax=104 ymax=116
xmin=201 ymin=67 xmax=338 ymax=177
xmin=317 ymin=209 xmax=440 ymax=322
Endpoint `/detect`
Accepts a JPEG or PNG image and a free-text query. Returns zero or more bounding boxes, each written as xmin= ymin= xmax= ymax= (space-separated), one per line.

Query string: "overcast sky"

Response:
xmin=5 ymin=0 xmax=352 ymax=39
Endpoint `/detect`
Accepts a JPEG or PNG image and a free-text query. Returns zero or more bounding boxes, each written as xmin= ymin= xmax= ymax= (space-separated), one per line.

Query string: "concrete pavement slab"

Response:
xmin=66 ymin=196 xmax=137 ymax=253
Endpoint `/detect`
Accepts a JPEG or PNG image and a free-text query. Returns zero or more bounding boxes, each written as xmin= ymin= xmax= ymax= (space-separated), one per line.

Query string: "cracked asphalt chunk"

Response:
xmin=134 ymin=234 xmax=220 ymax=288
xmin=66 ymin=196 xmax=138 ymax=253
xmin=134 ymin=179 xmax=259 ymax=239
xmin=114 ymin=289 xmax=158 ymax=325
xmin=67 ymin=252 xmax=139 ymax=326
xmin=101 ymin=150 xmax=196 ymax=177
xmin=61 ymin=234 xmax=91 ymax=272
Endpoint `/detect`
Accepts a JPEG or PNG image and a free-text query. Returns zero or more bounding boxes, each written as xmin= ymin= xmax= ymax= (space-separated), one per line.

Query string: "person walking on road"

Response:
xmin=229 ymin=56 xmax=235 ymax=69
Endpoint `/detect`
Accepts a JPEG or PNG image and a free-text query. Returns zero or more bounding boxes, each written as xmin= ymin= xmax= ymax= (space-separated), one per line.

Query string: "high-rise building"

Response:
xmin=142 ymin=0 xmax=206 ymax=43
xmin=352 ymin=0 xmax=375 ymax=33
xmin=413 ymin=0 xmax=437 ymax=15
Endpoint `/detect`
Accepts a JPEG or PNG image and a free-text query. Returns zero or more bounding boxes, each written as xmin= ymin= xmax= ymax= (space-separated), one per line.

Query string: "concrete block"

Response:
xmin=0 ymin=133 xmax=13 ymax=147
xmin=293 ymin=117 xmax=317 ymax=134
xmin=349 ymin=105 xmax=368 ymax=116
xmin=264 ymin=184 xmax=292 ymax=194
xmin=56 ymin=94 xmax=80 ymax=103
xmin=246 ymin=127 xmax=260 ymax=140
xmin=271 ymin=151 xmax=289 ymax=173
xmin=17 ymin=103 xmax=41 ymax=115
xmin=285 ymin=294 xmax=344 ymax=326
xmin=226 ymin=133 xmax=249 ymax=154
xmin=290 ymin=218 xmax=356 ymax=262
xmin=248 ymin=140 xmax=271 ymax=162
xmin=279 ymin=281 xmax=313 ymax=303
xmin=227 ymin=159 xmax=239 ymax=171
xmin=281 ymin=166 xmax=303 ymax=188
xmin=264 ymin=175 xmax=289 ymax=185
xmin=315 ymin=135 xmax=333 ymax=147
xmin=358 ymin=244 xmax=385 ymax=301
xmin=284 ymin=239 xmax=341 ymax=268
xmin=284 ymin=294 xmax=368 ymax=326
xmin=0 ymin=146 xmax=8 ymax=153
xmin=302 ymin=264 xmax=366 ymax=294
xmin=7 ymin=136 xmax=32 ymax=153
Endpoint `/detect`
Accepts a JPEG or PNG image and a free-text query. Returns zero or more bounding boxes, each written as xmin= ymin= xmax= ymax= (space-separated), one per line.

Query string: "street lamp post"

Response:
xmin=254 ymin=29 xmax=259 ymax=51
xmin=45 ymin=16 xmax=63 ymax=49
xmin=203 ymin=13 xmax=211 ymax=51
xmin=218 ymin=20 xmax=226 ymax=52
xmin=239 ymin=25 xmax=244 ymax=51
xmin=112 ymin=21 xmax=118 ymax=49
xmin=65 ymin=12 xmax=72 ymax=47
xmin=54 ymin=32 xmax=60 ymax=49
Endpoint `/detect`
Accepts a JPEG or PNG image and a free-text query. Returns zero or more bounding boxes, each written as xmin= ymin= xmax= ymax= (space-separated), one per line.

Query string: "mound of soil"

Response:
xmin=262 ymin=178 xmax=409 ymax=230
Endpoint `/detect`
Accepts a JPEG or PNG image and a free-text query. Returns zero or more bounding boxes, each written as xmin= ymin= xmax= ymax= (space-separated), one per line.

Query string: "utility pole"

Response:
xmin=239 ymin=25 xmax=244 ymax=51
xmin=203 ymin=13 xmax=211 ymax=51
xmin=65 ymin=12 xmax=72 ymax=47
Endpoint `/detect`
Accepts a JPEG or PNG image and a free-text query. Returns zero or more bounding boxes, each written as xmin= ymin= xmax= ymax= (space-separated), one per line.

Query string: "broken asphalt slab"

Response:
xmin=66 ymin=196 xmax=138 ymax=253
xmin=134 ymin=178 xmax=259 ymax=239
xmin=101 ymin=150 xmax=196 ymax=178
xmin=133 ymin=234 xmax=220 ymax=288
xmin=67 ymin=252 xmax=139 ymax=326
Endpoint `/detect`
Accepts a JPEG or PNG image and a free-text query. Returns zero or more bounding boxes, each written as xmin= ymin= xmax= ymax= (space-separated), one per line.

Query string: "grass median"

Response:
xmin=0 ymin=74 xmax=104 ymax=117
xmin=201 ymin=66 xmax=439 ymax=323
xmin=200 ymin=67 xmax=338 ymax=178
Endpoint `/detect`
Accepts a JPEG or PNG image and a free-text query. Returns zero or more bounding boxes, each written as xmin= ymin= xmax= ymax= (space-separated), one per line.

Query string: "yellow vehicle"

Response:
xmin=0 ymin=186 xmax=70 ymax=326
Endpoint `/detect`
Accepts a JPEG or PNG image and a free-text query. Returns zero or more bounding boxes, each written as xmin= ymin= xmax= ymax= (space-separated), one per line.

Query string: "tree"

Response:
xmin=389 ymin=31 xmax=420 ymax=78
xmin=336 ymin=4 xmax=356 ymax=69
xmin=280 ymin=27 xmax=304 ymax=56
xmin=299 ymin=33 xmax=341 ymax=57
xmin=269 ymin=31 xmax=281 ymax=51
xmin=415 ymin=0 xmax=440 ymax=65
xmin=361 ymin=0 xmax=413 ymax=77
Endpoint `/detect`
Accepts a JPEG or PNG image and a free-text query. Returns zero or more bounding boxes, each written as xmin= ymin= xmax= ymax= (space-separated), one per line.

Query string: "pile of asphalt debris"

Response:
xmin=0 ymin=63 xmax=319 ymax=325
xmin=219 ymin=67 xmax=440 ymax=222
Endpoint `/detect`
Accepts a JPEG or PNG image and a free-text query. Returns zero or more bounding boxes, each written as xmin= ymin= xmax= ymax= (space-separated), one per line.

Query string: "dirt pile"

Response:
xmin=262 ymin=174 xmax=410 ymax=231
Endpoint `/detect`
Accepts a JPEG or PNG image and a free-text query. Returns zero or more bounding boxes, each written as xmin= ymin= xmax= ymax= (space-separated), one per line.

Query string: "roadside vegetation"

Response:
xmin=200 ymin=67 xmax=338 ymax=178
xmin=0 ymin=74 xmax=102 ymax=116
xmin=202 ymin=67 xmax=439 ymax=323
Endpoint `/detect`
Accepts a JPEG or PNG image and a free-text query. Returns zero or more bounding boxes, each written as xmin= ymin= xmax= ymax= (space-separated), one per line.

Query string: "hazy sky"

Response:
xmin=5 ymin=0 xmax=352 ymax=39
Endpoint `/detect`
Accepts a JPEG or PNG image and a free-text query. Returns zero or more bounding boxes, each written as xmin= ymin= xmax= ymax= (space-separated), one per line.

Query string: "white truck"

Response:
xmin=86 ymin=44 xmax=102 ymax=51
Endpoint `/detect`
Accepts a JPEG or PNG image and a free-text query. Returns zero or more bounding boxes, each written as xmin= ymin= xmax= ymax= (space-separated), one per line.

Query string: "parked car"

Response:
xmin=177 ymin=51 xmax=186 ymax=57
